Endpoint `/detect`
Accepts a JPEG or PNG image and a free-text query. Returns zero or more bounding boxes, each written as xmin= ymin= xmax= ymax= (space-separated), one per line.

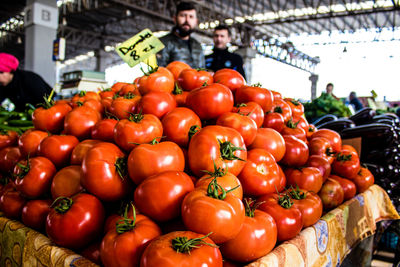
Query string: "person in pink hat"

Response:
xmin=0 ymin=53 xmax=52 ymax=111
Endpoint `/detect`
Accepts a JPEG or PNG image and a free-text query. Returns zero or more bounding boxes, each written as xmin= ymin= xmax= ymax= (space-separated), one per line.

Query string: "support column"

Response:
xmin=24 ymin=0 xmax=58 ymax=86
xmin=235 ymin=47 xmax=257 ymax=84
xmin=309 ymin=74 xmax=319 ymax=100
xmin=95 ymin=48 xmax=108 ymax=73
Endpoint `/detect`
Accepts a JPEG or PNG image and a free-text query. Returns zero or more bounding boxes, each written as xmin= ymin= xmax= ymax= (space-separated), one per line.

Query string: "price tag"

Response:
xmin=116 ymin=29 xmax=164 ymax=68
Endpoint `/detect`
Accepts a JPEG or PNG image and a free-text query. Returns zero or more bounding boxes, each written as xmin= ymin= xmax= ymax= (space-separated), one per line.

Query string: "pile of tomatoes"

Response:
xmin=0 ymin=61 xmax=375 ymax=266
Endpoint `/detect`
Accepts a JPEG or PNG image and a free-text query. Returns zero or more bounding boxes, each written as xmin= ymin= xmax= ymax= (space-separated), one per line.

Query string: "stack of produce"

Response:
xmin=304 ymin=92 xmax=352 ymax=122
xmin=0 ymin=61 xmax=375 ymax=266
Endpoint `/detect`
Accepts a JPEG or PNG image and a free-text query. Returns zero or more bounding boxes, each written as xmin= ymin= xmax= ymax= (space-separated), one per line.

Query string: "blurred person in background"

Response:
xmin=349 ymin=91 xmax=364 ymax=111
xmin=0 ymin=53 xmax=52 ymax=111
xmin=325 ymin=82 xmax=339 ymax=100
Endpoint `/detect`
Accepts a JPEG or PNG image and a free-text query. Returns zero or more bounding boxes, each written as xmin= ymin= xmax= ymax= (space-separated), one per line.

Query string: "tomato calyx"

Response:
xmin=286 ymin=118 xmax=300 ymax=129
xmin=218 ymin=140 xmax=245 ymax=161
xmin=102 ymin=88 xmax=112 ymax=92
xmin=251 ymin=82 xmax=262 ymax=87
xmin=244 ymin=198 xmax=264 ymax=217
xmin=52 ymin=197 xmax=73 ymax=214
xmin=274 ymin=106 xmax=283 ymax=114
xmin=202 ymin=161 xmax=226 ymax=178
xmin=326 ymin=148 xmax=336 ymax=157
xmin=128 ymin=112 xmax=144 ymax=123
xmin=336 ymin=152 xmax=352 ymax=162
xmin=290 ymin=99 xmax=300 ymax=106
xmin=78 ymin=91 xmax=87 ymax=97
xmin=124 ymin=92 xmax=136 ymax=99
xmin=288 ymin=186 xmax=307 ymax=200
xmin=277 ymin=193 xmax=294 ymax=209
xmin=104 ymin=111 xmax=119 ymax=120
xmin=171 ymin=232 xmax=217 ymax=253
xmin=206 ymin=177 xmax=239 ymax=200
xmin=115 ymin=157 xmax=127 ymax=180
xmin=15 ymin=158 xmax=30 ymax=179
xmin=140 ymin=64 xmax=158 ymax=76
xmin=308 ymin=126 xmax=315 ymax=133
xmin=116 ymin=204 xmax=137 ymax=234
xmin=188 ymin=125 xmax=201 ymax=141
xmin=0 ymin=129 xmax=9 ymax=135
xmin=39 ymin=94 xmax=55 ymax=109
xmin=235 ymin=103 xmax=247 ymax=108
xmin=76 ymin=101 xmax=84 ymax=107
xmin=172 ymin=83 xmax=183 ymax=95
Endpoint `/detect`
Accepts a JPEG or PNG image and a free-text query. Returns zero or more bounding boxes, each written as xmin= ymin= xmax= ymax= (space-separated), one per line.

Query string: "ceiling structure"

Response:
xmin=1 ymin=0 xmax=399 ymax=73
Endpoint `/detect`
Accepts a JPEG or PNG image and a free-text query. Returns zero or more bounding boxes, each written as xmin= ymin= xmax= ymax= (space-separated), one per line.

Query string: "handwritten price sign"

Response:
xmin=116 ymin=29 xmax=164 ymax=68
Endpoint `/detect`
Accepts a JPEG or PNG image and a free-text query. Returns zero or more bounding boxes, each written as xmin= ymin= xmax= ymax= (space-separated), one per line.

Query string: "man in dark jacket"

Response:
xmin=157 ymin=2 xmax=205 ymax=68
xmin=205 ymin=25 xmax=246 ymax=79
xmin=0 ymin=53 xmax=52 ymax=111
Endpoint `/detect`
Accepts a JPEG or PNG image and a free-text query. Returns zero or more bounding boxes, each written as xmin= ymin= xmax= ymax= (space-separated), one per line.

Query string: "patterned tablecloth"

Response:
xmin=0 ymin=185 xmax=398 ymax=267
xmin=247 ymin=184 xmax=400 ymax=267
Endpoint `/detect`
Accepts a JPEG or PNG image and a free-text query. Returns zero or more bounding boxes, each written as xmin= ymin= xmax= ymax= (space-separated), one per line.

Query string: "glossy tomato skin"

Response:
xmin=38 ymin=135 xmax=79 ymax=168
xmin=33 ymin=103 xmax=72 ymax=133
xmin=350 ymin=167 xmax=374 ymax=193
xmin=0 ymin=146 xmax=22 ymax=173
xmin=46 ymin=193 xmax=105 ymax=250
xmin=232 ymin=102 xmax=264 ymax=128
xmin=186 ymin=83 xmax=234 ymax=120
xmin=280 ymin=135 xmax=309 ymax=167
xmin=182 ymin=189 xmax=245 ymax=244
xmin=332 ymin=151 xmax=360 ymax=179
xmin=257 ymin=193 xmax=303 ymax=242
xmin=330 ymin=174 xmax=357 ymax=201
xmin=238 ymin=148 xmax=282 ymax=196
xmin=213 ymin=68 xmax=245 ymax=92
xmin=64 ymin=106 xmax=102 ymax=140
xmin=308 ymin=137 xmax=335 ymax=164
xmin=263 ymin=112 xmax=285 ymax=133
xmin=118 ymin=83 xmax=141 ymax=97
xmin=284 ymin=98 xmax=304 ymax=117
xmin=188 ymin=125 xmax=247 ymax=177
xmin=311 ymin=129 xmax=342 ymax=152
xmin=288 ymin=189 xmax=323 ymax=227
xmin=248 ymin=128 xmax=285 ymax=162
xmin=140 ymin=231 xmax=223 ymax=267
xmin=137 ymin=91 xmax=176 ymax=119
xmin=81 ymin=242 xmax=102 ymax=266
xmin=318 ymin=178 xmax=344 ymax=210
xmin=216 ymin=112 xmax=257 ymax=146
xmin=70 ymin=139 xmax=102 ymax=165
xmin=285 ymin=167 xmax=323 ymax=193
xmin=161 ymin=107 xmax=201 ymax=148
xmin=82 ymin=142 xmax=132 ymax=202
xmin=235 ymin=85 xmax=274 ymax=112
xmin=109 ymin=94 xmax=141 ymax=120
xmin=307 ymin=155 xmax=331 ymax=181
xmin=14 ymin=157 xmax=56 ymax=199
xmin=0 ymin=130 xmax=18 ymax=150
xmin=18 ymin=130 xmax=48 ymax=157
xmin=178 ymin=69 xmax=213 ymax=91
xmin=166 ymin=61 xmax=191 ymax=80
xmin=91 ymin=118 xmax=118 ymax=142
xmin=134 ymin=171 xmax=194 ymax=222
xmin=0 ymin=190 xmax=26 ymax=219
xmin=196 ymin=171 xmax=243 ymax=199
xmin=220 ymin=209 xmax=277 ymax=263
xmin=128 ymin=141 xmax=185 ymax=185
xmin=138 ymin=67 xmax=174 ymax=95
xmin=114 ymin=114 xmax=163 ymax=152
xmin=272 ymin=98 xmax=292 ymax=122
xmin=22 ymin=199 xmax=52 ymax=230
xmin=51 ymin=165 xmax=84 ymax=199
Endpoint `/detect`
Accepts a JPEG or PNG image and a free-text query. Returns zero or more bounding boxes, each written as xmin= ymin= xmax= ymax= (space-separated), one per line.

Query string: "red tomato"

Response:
xmin=0 ymin=146 xmax=21 ymax=173
xmin=318 ymin=178 xmax=344 ymax=210
xmin=38 ymin=135 xmax=79 ymax=168
xmin=128 ymin=141 xmax=185 ymax=185
xmin=82 ymin=142 xmax=132 ymax=201
xmin=285 ymin=167 xmax=323 ymax=193
xmin=351 ymin=167 xmax=374 ymax=193
xmin=138 ymin=67 xmax=174 ymax=95
xmin=182 ymin=188 xmax=245 ymax=244
xmin=272 ymin=98 xmax=292 ymax=122
xmin=308 ymin=137 xmax=335 ymax=164
xmin=137 ymin=91 xmax=177 ymax=119
xmin=263 ymin=112 xmax=285 ymax=132
xmin=161 ymin=107 xmax=201 ymax=148
xmin=91 ymin=118 xmax=118 ymax=142
xmin=271 ymin=90 xmax=282 ymax=100
xmin=284 ymin=98 xmax=304 ymax=117
xmin=0 ymin=129 xmax=18 ymax=150
xmin=171 ymin=84 xmax=189 ymax=107
xmin=32 ymin=102 xmax=72 ymax=133
xmin=46 ymin=193 xmax=105 ymax=249
xmin=178 ymin=69 xmax=213 ymax=91
xmin=220 ymin=200 xmax=277 ymax=262
xmin=140 ymin=231 xmax=223 ymax=267
xmin=341 ymin=144 xmax=359 ymax=158
xmin=248 ymin=128 xmax=285 ymax=162
xmin=232 ymin=102 xmax=264 ymax=128
xmin=166 ymin=61 xmax=191 ymax=80
xmin=99 ymin=88 xmax=115 ymax=100
xmin=118 ymin=83 xmax=141 ymax=96
xmin=72 ymin=99 xmax=104 ymax=115
xmin=186 ymin=83 xmax=234 ymax=120
xmin=134 ymin=171 xmax=194 ymax=221
xmin=22 ymin=199 xmax=52 ymax=230
xmin=280 ymin=135 xmax=309 ymax=167
xmin=18 ymin=130 xmax=48 ymax=157
xmin=235 ymin=85 xmax=274 ymax=112
xmin=306 ymin=155 xmax=331 ymax=181
xmin=70 ymin=139 xmax=102 ymax=165
xmin=238 ymin=148 xmax=282 ymax=196
xmin=114 ymin=113 xmax=163 ymax=152
xmin=64 ymin=106 xmax=101 ymax=140
xmin=311 ymin=129 xmax=342 ymax=152
xmin=0 ymin=189 xmax=26 ymax=219
xmin=294 ymin=116 xmax=309 ymax=134
xmin=257 ymin=193 xmax=303 ymax=242
xmin=188 ymin=125 xmax=247 ymax=177
xmin=81 ymin=242 xmax=102 ymax=266
xmin=109 ymin=93 xmax=141 ymax=120
xmin=307 ymin=124 xmax=317 ymax=140
xmin=330 ymin=174 xmax=357 ymax=201
xmin=14 ymin=156 xmax=56 ymax=199
xmin=287 ymin=188 xmax=323 ymax=227
xmin=51 ymin=165 xmax=84 ymax=199
xmin=71 ymin=91 xmax=101 ymax=103
xmin=111 ymin=82 xmax=129 ymax=92
xmin=216 ymin=112 xmax=257 ymax=146
xmin=332 ymin=151 xmax=360 ymax=179
xmin=280 ymin=118 xmax=307 ymax=142
xmin=213 ymin=68 xmax=245 ymax=92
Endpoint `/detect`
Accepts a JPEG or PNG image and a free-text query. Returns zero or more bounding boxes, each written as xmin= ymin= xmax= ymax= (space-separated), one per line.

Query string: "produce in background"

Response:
xmin=304 ymin=92 xmax=351 ymax=123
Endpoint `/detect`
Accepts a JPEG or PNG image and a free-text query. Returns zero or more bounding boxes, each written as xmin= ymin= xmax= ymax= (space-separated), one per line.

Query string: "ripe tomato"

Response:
xmin=284 ymin=98 xmax=304 ymax=117
xmin=311 ymin=129 xmax=342 ymax=152
xmin=137 ymin=91 xmax=177 ymax=119
xmin=114 ymin=113 xmax=163 ymax=152
xmin=91 ymin=118 xmax=118 ymax=142
xmin=287 ymin=188 xmax=323 ymax=227
xmin=232 ymin=102 xmax=264 ymax=128
xmin=82 ymin=142 xmax=132 ymax=202
xmin=46 ymin=193 xmax=105 ymax=250
xmin=351 ymin=167 xmax=374 ymax=193
xmin=280 ymin=135 xmax=309 ymax=167
xmin=182 ymin=188 xmax=245 ymax=244
xmin=257 ymin=193 xmax=303 ymax=242
xmin=70 ymin=139 xmax=102 ymax=165
xmin=341 ymin=144 xmax=359 ymax=158
xmin=285 ymin=167 xmax=323 ymax=193
xmin=0 ymin=129 xmax=18 ymax=150
xmin=14 ymin=156 xmax=56 ymax=199
xmin=32 ymin=101 xmax=72 ymax=133
xmin=220 ymin=200 xmax=277 ymax=262
xmin=51 ymin=165 xmax=84 ymax=199
xmin=72 ymin=98 xmax=104 ymax=116
xmin=161 ymin=107 xmax=201 ymax=148
xmin=138 ymin=67 xmax=174 ymax=95
xmin=213 ymin=68 xmax=245 ymax=92
xmin=140 ymin=231 xmax=223 ymax=267
xmin=134 ymin=171 xmax=194 ymax=221
xmin=111 ymin=82 xmax=129 ymax=92
xmin=306 ymin=155 xmax=331 ymax=181
xmin=38 ymin=135 xmax=79 ymax=168
xmin=332 ymin=151 xmax=360 ymax=179
xmin=178 ymin=69 xmax=213 ymax=91
xmin=171 ymin=84 xmax=189 ymax=107
xmin=272 ymin=98 xmax=292 ymax=122
xmin=188 ymin=125 xmax=247 ymax=177
xmin=99 ymin=88 xmax=115 ymax=100
xmin=318 ymin=178 xmax=344 ymax=210
xmin=216 ymin=112 xmax=257 ymax=146
xmin=128 ymin=141 xmax=185 ymax=185
xmin=0 ymin=146 xmax=21 ymax=173
xmin=271 ymin=90 xmax=282 ymax=100
xmin=166 ymin=61 xmax=191 ymax=80
xmin=109 ymin=93 xmax=141 ymax=120
xmin=294 ymin=116 xmax=309 ymax=134
xmin=280 ymin=118 xmax=307 ymax=142
xmin=248 ymin=128 xmax=285 ymax=162
xmin=118 ymin=83 xmax=141 ymax=96
xmin=0 ymin=189 xmax=26 ymax=219
xmin=238 ymin=148 xmax=282 ymax=196
xmin=64 ymin=106 xmax=101 ymax=140
xmin=18 ymin=130 xmax=48 ymax=157
xmin=71 ymin=91 xmax=101 ymax=103
xmin=330 ymin=174 xmax=357 ymax=201
xmin=307 ymin=124 xmax=317 ymax=140
xmin=22 ymin=199 xmax=52 ymax=230
xmin=186 ymin=83 xmax=234 ymax=120
xmin=263 ymin=112 xmax=285 ymax=132
xmin=235 ymin=85 xmax=274 ymax=112
xmin=308 ymin=137 xmax=335 ymax=164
